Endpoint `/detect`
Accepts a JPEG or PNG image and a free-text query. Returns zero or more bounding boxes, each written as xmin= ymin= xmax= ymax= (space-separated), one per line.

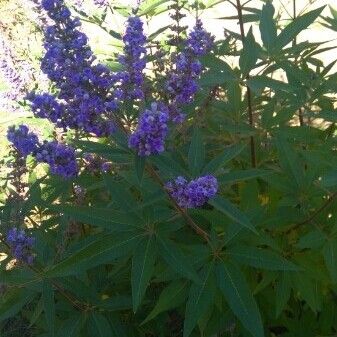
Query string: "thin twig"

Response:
xmin=286 ymin=191 xmax=337 ymax=234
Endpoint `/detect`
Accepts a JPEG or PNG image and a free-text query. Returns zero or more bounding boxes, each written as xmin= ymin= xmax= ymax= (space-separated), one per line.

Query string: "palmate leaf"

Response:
xmin=202 ymin=143 xmax=246 ymax=175
xmin=259 ymin=1 xmax=277 ymax=51
xmin=227 ymin=245 xmax=299 ymax=271
xmin=322 ymin=239 xmax=337 ymax=283
xmin=0 ymin=288 xmax=36 ymax=322
xmin=188 ymin=128 xmax=205 ymax=176
xmin=218 ymin=169 xmax=271 ymax=184
xmin=209 ymin=195 xmax=257 ymax=234
xmin=216 ymin=261 xmax=264 ymax=337
xmin=49 ymin=204 xmax=142 ymax=230
xmin=157 ymin=235 xmax=200 ymax=283
xmin=89 ymin=313 xmax=116 ymax=337
xmin=45 ymin=232 xmax=143 ymax=277
xmin=275 ymin=272 xmax=292 ymax=317
xmin=239 ymin=27 xmax=259 ymax=76
xmin=183 ymin=262 xmax=216 ymax=337
xmin=43 ymin=282 xmax=55 ymax=337
xmin=142 ymin=280 xmax=189 ymax=325
xmin=132 ymin=235 xmax=157 ymax=312
xmin=56 ymin=315 xmax=83 ymax=337
xmin=276 ymin=6 xmax=325 ymax=49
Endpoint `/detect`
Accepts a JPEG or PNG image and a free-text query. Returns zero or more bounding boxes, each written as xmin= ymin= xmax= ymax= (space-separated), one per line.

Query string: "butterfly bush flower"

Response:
xmin=28 ymin=0 xmax=116 ymax=136
xmin=7 ymin=228 xmax=35 ymax=264
xmin=7 ymin=125 xmax=39 ymax=157
xmin=166 ymin=19 xmax=214 ymax=122
xmin=35 ymin=141 xmax=78 ymax=179
xmin=129 ymin=102 xmax=169 ymax=156
xmin=113 ymin=16 xmax=147 ymax=102
xmin=166 ymin=175 xmax=218 ymax=208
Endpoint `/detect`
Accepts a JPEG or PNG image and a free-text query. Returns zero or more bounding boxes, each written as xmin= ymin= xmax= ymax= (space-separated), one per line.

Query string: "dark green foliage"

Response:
xmin=3 ymin=1 xmax=337 ymax=337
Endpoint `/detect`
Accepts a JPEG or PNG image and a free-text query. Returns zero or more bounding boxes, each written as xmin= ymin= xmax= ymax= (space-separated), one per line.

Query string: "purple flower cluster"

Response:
xmin=166 ymin=19 xmax=214 ymax=122
xmin=7 ymin=125 xmax=39 ymax=157
xmin=28 ymin=0 xmax=116 ymax=136
xmin=129 ymin=102 xmax=169 ymax=156
xmin=36 ymin=141 xmax=78 ymax=178
xmin=83 ymin=153 xmax=112 ymax=174
xmin=166 ymin=175 xmax=218 ymax=208
xmin=186 ymin=20 xmax=215 ymax=56
xmin=7 ymin=124 xmax=78 ymax=179
xmin=114 ymin=16 xmax=147 ymax=101
xmin=7 ymin=228 xmax=35 ymax=264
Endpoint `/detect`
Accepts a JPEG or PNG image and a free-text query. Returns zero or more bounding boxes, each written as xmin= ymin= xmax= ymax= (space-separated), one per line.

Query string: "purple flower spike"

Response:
xmin=128 ymin=102 xmax=169 ymax=156
xmin=166 ymin=175 xmax=218 ymax=208
xmin=166 ymin=19 xmax=214 ymax=123
xmin=28 ymin=0 xmax=116 ymax=136
xmin=114 ymin=16 xmax=147 ymax=101
xmin=7 ymin=228 xmax=35 ymax=264
xmin=7 ymin=125 xmax=40 ymax=157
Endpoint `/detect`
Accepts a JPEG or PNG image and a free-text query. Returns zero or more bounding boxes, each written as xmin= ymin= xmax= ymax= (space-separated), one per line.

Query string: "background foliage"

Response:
xmin=2 ymin=0 xmax=337 ymax=336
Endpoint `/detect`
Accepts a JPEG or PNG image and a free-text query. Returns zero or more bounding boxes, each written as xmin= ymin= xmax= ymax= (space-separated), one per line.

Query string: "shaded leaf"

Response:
xmin=216 ymin=261 xmax=264 ymax=337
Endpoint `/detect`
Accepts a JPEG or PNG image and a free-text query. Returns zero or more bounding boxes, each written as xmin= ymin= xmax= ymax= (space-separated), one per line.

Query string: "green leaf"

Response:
xmin=157 ymin=236 xmax=200 ymax=283
xmin=188 ymin=128 xmax=205 ymax=176
xmin=218 ymin=169 xmax=271 ymax=184
xmin=227 ymin=245 xmax=299 ymax=271
xmin=202 ymin=144 xmax=246 ymax=174
xmin=49 ymin=204 xmax=140 ymax=230
xmin=139 ymin=0 xmax=170 ymax=16
xmin=184 ymin=262 xmax=216 ymax=337
xmin=275 ymin=136 xmax=304 ymax=188
xmin=296 ymin=230 xmax=326 ymax=249
xmin=323 ymin=239 xmax=337 ymax=283
xmin=142 ymin=280 xmax=189 ymax=325
xmin=56 ymin=315 xmax=83 ymax=337
xmin=259 ymin=1 xmax=277 ymax=50
xmin=321 ymin=170 xmax=337 ymax=188
xmin=275 ymin=272 xmax=292 ymax=317
xmin=276 ymin=6 xmax=325 ymax=48
xmin=247 ymin=76 xmax=295 ymax=93
xmin=0 ymin=289 xmax=35 ymax=322
xmin=292 ymin=272 xmax=322 ymax=312
xmin=135 ymin=155 xmax=146 ymax=184
xmin=216 ymin=261 xmax=264 ymax=337
xmin=132 ymin=236 xmax=157 ymax=312
xmin=43 ymin=282 xmax=55 ymax=337
xmin=45 ymin=233 xmax=143 ymax=277
xmin=209 ymin=196 xmax=257 ymax=234
xmin=239 ymin=27 xmax=259 ymax=76
xmin=90 ymin=313 xmax=114 ymax=337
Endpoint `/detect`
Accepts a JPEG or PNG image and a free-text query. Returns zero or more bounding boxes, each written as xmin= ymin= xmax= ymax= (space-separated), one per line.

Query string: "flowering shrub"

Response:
xmin=2 ymin=1 xmax=337 ymax=336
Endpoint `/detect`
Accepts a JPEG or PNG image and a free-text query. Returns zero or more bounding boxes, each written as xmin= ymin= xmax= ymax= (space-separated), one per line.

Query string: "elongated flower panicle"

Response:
xmin=166 ymin=19 xmax=214 ymax=122
xmin=7 ymin=228 xmax=35 ymax=264
xmin=29 ymin=0 xmax=116 ymax=136
xmin=36 ymin=141 xmax=78 ymax=179
xmin=166 ymin=175 xmax=218 ymax=208
xmin=7 ymin=125 xmax=39 ymax=157
xmin=114 ymin=16 xmax=147 ymax=101
xmin=129 ymin=103 xmax=169 ymax=156
xmin=186 ymin=19 xmax=215 ymax=56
